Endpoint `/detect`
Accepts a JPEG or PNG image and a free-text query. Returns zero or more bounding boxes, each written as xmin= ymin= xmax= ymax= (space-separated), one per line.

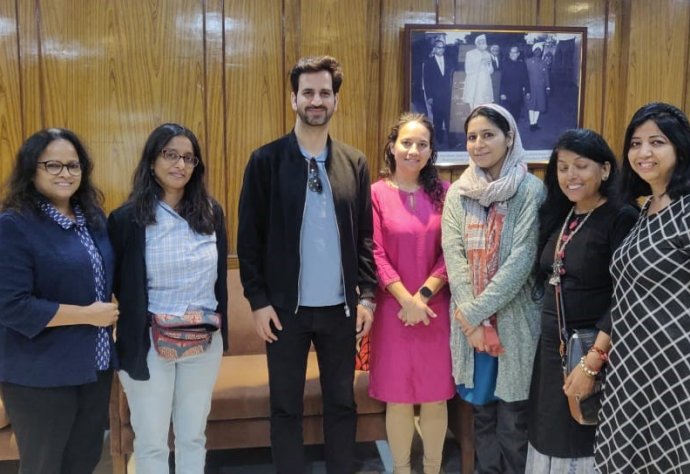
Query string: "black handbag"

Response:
xmin=550 ymin=210 xmax=606 ymax=425
xmin=564 ymin=328 xmax=604 ymax=425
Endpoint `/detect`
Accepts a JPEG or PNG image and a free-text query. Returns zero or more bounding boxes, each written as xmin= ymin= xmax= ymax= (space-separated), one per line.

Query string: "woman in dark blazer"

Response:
xmin=0 ymin=128 xmax=118 ymax=474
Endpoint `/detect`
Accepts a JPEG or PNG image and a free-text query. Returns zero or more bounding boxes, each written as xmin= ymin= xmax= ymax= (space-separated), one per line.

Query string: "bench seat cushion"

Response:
xmin=117 ymin=353 xmax=385 ymax=425
xmin=208 ymin=353 xmax=385 ymax=421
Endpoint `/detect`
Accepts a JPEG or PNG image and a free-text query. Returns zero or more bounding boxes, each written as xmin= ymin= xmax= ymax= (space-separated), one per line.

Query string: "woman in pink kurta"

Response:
xmin=368 ymin=113 xmax=455 ymax=474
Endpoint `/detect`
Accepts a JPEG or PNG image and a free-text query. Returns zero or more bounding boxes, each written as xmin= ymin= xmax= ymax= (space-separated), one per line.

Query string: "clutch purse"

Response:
xmin=565 ymin=328 xmax=604 ymax=425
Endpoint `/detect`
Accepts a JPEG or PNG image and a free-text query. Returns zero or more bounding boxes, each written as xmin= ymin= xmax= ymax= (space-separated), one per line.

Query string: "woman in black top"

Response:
xmin=526 ymin=129 xmax=636 ymax=472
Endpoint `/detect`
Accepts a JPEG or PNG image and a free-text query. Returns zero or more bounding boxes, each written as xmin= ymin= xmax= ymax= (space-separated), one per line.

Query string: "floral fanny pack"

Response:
xmin=150 ymin=308 xmax=221 ymax=360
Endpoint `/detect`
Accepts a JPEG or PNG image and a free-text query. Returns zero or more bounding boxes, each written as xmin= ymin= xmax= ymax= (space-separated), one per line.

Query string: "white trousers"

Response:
xmin=119 ymin=331 xmax=223 ymax=474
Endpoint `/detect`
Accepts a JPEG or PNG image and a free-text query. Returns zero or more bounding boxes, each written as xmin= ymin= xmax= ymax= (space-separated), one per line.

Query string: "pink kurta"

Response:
xmin=367 ymin=180 xmax=455 ymax=403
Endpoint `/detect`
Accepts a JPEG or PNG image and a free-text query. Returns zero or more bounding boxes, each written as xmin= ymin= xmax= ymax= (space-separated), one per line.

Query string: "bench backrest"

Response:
xmin=227 ymin=269 xmax=267 ymax=356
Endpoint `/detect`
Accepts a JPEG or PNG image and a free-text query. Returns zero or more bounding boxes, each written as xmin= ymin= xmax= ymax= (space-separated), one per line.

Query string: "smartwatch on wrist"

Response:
xmin=419 ymin=286 xmax=433 ymax=299
xmin=359 ymin=298 xmax=376 ymax=313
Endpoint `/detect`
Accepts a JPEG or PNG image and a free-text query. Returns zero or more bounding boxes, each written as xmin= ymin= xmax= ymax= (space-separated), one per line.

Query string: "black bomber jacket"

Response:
xmin=237 ymin=131 xmax=377 ymax=314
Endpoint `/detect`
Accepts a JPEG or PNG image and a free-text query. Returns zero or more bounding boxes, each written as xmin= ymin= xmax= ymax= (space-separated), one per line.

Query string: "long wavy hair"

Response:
xmin=128 ymin=123 xmax=215 ymax=234
xmin=1 ymin=128 xmax=105 ymax=227
xmin=382 ymin=113 xmax=445 ymax=209
xmin=533 ymin=128 xmax=622 ymax=299
xmin=619 ymin=102 xmax=690 ymax=201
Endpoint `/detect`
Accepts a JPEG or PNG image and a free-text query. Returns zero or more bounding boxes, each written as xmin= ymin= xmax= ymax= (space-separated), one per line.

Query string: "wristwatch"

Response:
xmin=359 ymin=298 xmax=376 ymax=313
xmin=419 ymin=286 xmax=433 ymax=299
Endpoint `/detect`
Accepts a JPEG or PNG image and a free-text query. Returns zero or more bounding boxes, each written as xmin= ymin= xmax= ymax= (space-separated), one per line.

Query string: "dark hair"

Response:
xmin=533 ymin=128 xmax=622 ymax=299
xmin=464 ymin=106 xmax=511 ymax=137
xmin=289 ymin=56 xmax=343 ymax=94
xmin=1 ymin=128 xmax=104 ymax=227
xmin=620 ymin=102 xmax=690 ymax=201
xmin=129 ymin=123 xmax=215 ymax=234
xmin=383 ymin=113 xmax=445 ymax=209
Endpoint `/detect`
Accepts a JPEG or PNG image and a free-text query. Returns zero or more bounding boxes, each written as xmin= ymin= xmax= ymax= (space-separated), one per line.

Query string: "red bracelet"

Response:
xmin=589 ymin=346 xmax=609 ymax=362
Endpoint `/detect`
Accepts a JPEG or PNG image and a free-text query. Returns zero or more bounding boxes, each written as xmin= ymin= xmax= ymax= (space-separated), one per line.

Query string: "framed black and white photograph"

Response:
xmin=404 ymin=24 xmax=587 ymax=165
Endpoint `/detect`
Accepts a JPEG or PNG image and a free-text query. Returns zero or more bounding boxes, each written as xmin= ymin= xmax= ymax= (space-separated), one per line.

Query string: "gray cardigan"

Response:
xmin=442 ymin=173 xmax=544 ymax=402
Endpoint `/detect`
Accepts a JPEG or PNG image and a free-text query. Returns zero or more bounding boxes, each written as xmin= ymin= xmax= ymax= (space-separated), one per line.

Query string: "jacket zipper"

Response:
xmin=323 ymin=167 xmax=350 ymax=318
xmin=295 ymin=175 xmax=309 ymax=314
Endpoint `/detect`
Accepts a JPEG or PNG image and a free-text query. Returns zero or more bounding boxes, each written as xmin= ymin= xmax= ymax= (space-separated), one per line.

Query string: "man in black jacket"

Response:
xmin=500 ymin=45 xmax=531 ymax=122
xmin=237 ymin=55 xmax=377 ymax=474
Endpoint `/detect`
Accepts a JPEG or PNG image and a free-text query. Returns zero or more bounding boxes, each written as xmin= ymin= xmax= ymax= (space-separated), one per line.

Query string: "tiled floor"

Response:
xmin=0 ymin=429 xmax=461 ymax=473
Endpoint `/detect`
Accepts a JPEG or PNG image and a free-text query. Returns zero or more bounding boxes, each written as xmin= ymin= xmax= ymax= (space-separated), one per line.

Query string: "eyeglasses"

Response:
xmin=308 ymin=157 xmax=322 ymax=193
xmin=37 ymin=160 xmax=82 ymax=176
xmin=160 ymin=149 xmax=199 ymax=167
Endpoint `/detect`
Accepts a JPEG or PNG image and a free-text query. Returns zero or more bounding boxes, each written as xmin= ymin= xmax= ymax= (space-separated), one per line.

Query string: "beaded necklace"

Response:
xmin=549 ymin=206 xmax=596 ymax=286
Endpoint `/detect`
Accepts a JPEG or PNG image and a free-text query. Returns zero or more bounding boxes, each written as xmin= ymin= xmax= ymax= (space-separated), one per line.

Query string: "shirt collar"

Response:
xmin=299 ymin=146 xmax=328 ymax=163
xmin=39 ymin=200 xmax=85 ymax=229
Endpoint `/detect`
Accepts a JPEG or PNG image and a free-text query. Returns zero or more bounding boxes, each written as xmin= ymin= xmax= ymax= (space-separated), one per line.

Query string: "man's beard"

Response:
xmin=298 ymin=106 xmax=333 ymax=126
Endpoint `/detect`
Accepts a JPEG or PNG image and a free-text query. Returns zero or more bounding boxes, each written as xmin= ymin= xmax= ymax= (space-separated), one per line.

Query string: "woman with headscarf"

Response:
xmin=442 ymin=104 xmax=544 ymax=473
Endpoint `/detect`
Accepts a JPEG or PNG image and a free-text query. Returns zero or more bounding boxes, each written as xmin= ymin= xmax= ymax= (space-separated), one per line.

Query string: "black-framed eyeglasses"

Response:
xmin=308 ymin=157 xmax=323 ymax=193
xmin=37 ymin=160 xmax=82 ymax=176
xmin=160 ymin=149 xmax=199 ymax=167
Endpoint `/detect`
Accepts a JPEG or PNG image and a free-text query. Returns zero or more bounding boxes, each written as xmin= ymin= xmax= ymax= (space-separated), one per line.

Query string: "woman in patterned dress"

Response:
xmin=368 ymin=113 xmax=455 ymax=474
xmin=596 ymin=102 xmax=690 ymax=473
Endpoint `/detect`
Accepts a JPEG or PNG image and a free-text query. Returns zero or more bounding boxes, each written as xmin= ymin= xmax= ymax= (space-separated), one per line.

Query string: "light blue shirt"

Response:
xmin=298 ymin=147 xmax=345 ymax=307
xmin=146 ymin=201 xmax=218 ymax=315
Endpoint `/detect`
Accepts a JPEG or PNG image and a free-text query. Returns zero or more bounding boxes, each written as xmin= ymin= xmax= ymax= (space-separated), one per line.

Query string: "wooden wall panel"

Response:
xmin=379 ymin=0 xmax=436 ymax=174
xmin=286 ymin=0 xmax=380 ymax=171
xmin=553 ymin=0 xmax=608 ymax=132
xmin=537 ymin=0 xmax=557 ymax=25
xmin=438 ymin=0 xmax=456 ymax=24
xmin=16 ymin=0 xmax=41 ymax=136
xmin=4 ymin=0 xmax=690 ymax=263
xmin=32 ymin=0 xmax=208 ymax=212
xmin=624 ymin=0 xmax=690 ymax=119
xmin=0 ymin=0 xmax=22 ymax=179
xmin=224 ymin=0 xmax=283 ymax=257
xmin=454 ymin=0 xmax=539 ymax=25
xmin=602 ymin=0 xmax=629 ymax=156
xmin=204 ymin=0 xmax=227 ymax=216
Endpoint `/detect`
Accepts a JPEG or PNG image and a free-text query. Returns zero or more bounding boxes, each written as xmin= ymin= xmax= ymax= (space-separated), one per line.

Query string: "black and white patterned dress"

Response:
xmin=596 ymin=195 xmax=690 ymax=473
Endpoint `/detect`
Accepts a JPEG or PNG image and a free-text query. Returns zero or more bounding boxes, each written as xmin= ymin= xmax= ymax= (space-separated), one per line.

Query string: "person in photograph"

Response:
xmin=489 ymin=44 xmax=501 ymax=103
xmin=0 ymin=128 xmax=118 ymax=474
xmin=442 ymin=104 xmax=543 ymax=474
xmin=108 ymin=123 xmax=228 ymax=473
xmin=237 ymin=55 xmax=377 ymax=474
xmin=462 ymin=34 xmax=494 ymax=110
xmin=526 ymin=129 xmax=637 ymax=472
xmin=500 ymin=46 xmax=531 ymax=122
xmin=525 ymin=45 xmax=551 ymax=131
xmin=368 ymin=113 xmax=454 ymax=474
xmin=423 ymin=40 xmax=454 ymax=148
xmin=595 ymin=102 xmax=690 ymax=473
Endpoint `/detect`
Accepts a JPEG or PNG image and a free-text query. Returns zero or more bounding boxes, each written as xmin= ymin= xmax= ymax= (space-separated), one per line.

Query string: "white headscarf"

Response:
xmin=456 ymin=103 xmax=528 ymax=207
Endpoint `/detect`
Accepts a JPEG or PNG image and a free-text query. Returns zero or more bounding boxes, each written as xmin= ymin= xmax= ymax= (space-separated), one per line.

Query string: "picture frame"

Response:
xmin=404 ymin=24 xmax=587 ymax=165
